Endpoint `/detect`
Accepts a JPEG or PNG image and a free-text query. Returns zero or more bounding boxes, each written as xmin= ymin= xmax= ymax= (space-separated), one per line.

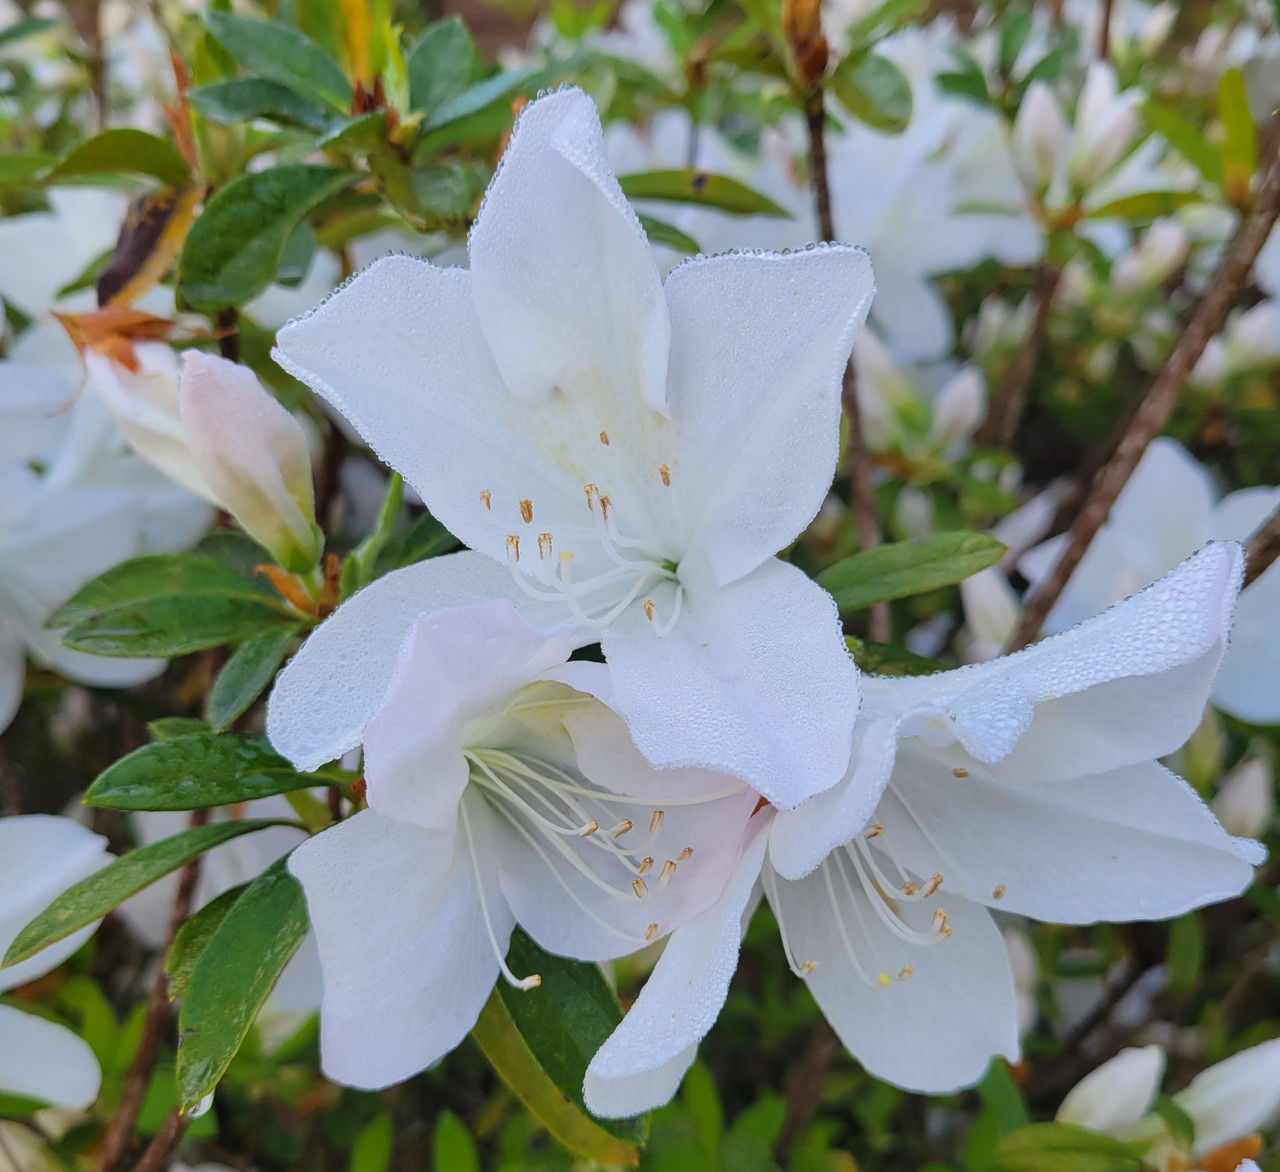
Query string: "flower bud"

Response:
xmin=178 ymin=351 xmax=321 ymax=572
xmin=1057 ymin=1046 xmax=1165 ymax=1137
xmin=1068 ymin=64 xmax=1141 ymax=191
xmin=962 ymin=567 xmax=1020 ymax=663
xmin=1173 ymin=1039 xmax=1280 ymax=1159
xmin=1112 ymin=219 xmax=1190 ymax=295
xmin=928 ymin=368 xmax=987 ymax=452
xmin=1137 ymin=3 xmax=1177 ymax=57
xmin=1012 ymin=82 xmax=1066 ymax=193
xmin=852 ymin=330 xmax=914 ymax=451
xmin=1212 ymin=759 xmax=1273 ymax=840
xmin=1003 ymin=928 xmax=1038 ymax=1035
xmin=894 ymin=486 xmax=934 ymax=539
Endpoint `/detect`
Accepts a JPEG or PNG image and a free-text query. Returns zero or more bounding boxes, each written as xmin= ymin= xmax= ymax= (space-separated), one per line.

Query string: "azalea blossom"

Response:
xmin=584 ymin=544 xmax=1261 ymax=1114
xmin=1056 ymin=1045 xmax=1166 ymax=1136
xmin=288 ymin=599 xmax=763 ymax=1089
xmin=269 ymin=86 xmax=872 ymax=807
xmin=1021 ymin=438 xmax=1280 ymax=724
xmin=0 ymin=815 xmax=111 ymax=1110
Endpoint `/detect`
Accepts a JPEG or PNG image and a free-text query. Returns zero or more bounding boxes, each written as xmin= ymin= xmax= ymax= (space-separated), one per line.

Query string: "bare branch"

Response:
xmin=1244 ymin=503 xmax=1280 ymax=588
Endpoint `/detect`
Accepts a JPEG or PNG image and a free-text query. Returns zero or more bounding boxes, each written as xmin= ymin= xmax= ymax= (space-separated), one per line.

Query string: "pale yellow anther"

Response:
xmin=924 ymin=873 xmax=943 ymax=896
xmin=578 ymin=820 xmax=599 ymax=837
xmin=649 ymin=809 xmax=664 ymax=835
xmin=992 ymin=883 xmax=1007 ymax=900
xmin=898 ymin=965 xmax=914 ymax=980
xmin=611 ymin=819 xmax=632 ymax=838
xmin=677 ymin=847 xmax=693 ymax=862
xmin=901 ymin=880 xmax=917 ymax=896
xmin=644 ymin=922 xmax=658 ymax=941
xmin=644 ymin=598 xmax=656 ymax=621
xmin=584 ymin=483 xmax=599 ymax=510
xmin=538 ymin=533 xmax=553 ymax=559
xmin=558 ymin=550 xmax=573 ymax=562
xmin=638 ymin=857 xmax=654 ymax=876
xmin=877 ymin=972 xmax=892 ymax=988
xmin=659 ymin=464 xmax=671 ymax=487
xmin=632 ymin=877 xmax=648 ymax=900
xmin=599 ymin=430 xmax=610 ymax=446
xmin=799 ymin=960 xmax=816 ymax=975
xmin=658 ymin=859 xmax=677 ymax=886
xmin=506 ymin=535 xmax=520 ymax=561
xmin=480 ymin=489 xmax=491 ymax=510
xmin=519 ymin=499 xmax=533 ymax=524
xmin=599 ymin=495 xmax=612 ymax=520
xmin=524 ymin=973 xmax=542 ymax=988
xmin=866 ymin=824 xmax=884 ymax=839
xmin=952 ymin=766 xmax=969 ymax=778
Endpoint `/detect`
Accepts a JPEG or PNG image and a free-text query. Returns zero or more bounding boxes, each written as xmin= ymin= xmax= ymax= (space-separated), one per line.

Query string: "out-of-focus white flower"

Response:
xmin=894 ymin=487 xmax=934 ymax=539
xmin=1057 ymin=1045 xmax=1166 ymax=1136
xmin=1211 ymin=759 xmax=1273 ymax=839
xmin=1021 ymin=438 xmax=1280 ymax=724
xmin=928 ymin=368 xmax=987 ymax=452
xmin=961 ymin=566 xmax=1020 ymax=662
xmin=1112 ymin=219 xmax=1191 ymax=295
xmin=0 ymin=816 xmax=111 ymax=1109
xmin=1013 ymin=83 xmax=1067 ymax=194
xmin=1173 ymin=1038 xmax=1280 ymax=1158
xmin=1192 ymin=301 xmax=1280 ymax=386
xmin=1003 ymin=928 xmax=1039 ymax=1036
xmin=965 ymin=295 xmax=1036 ymax=367
xmin=1068 ymin=64 xmax=1143 ymax=191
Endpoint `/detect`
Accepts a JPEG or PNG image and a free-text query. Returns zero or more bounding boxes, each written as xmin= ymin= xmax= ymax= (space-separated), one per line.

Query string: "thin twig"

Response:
xmin=215 ymin=307 xmax=240 ymax=363
xmin=94 ymin=810 xmax=209 ymax=1172
xmin=1009 ymin=140 xmax=1280 ymax=651
xmin=1097 ymin=0 xmax=1115 ymax=60
xmin=805 ymin=91 xmax=889 ymax=642
xmin=975 ymin=264 xmax=1061 ymax=449
xmin=128 ymin=1108 xmax=190 ymax=1172
xmin=1243 ymin=504 xmax=1280 ymax=587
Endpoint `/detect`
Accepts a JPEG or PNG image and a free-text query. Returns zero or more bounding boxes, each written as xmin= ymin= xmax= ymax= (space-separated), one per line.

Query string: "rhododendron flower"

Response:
xmin=270 ymin=87 xmax=873 ymax=808
xmin=288 ymin=600 xmax=763 ymax=1089
xmin=0 ymin=816 xmax=111 ymax=1109
xmin=584 ymin=545 xmax=1261 ymax=1114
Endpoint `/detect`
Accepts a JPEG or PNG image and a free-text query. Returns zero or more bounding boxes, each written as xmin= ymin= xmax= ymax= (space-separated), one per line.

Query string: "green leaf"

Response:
xmin=398 ymin=512 xmax=459 ymax=566
xmin=187 ymin=78 xmax=334 ymax=132
xmin=977 ymin=1061 xmax=1030 ymax=1134
xmin=275 ymin=221 xmax=317 ymax=288
xmin=3 ymin=820 xmax=290 ymax=966
xmin=148 ymin=717 xmax=211 ymax=742
xmin=85 ymin=731 xmax=321 ymax=812
xmin=1151 ymin=1095 xmax=1195 ymax=1148
xmin=1142 ymin=101 xmax=1223 ymax=189
xmin=471 ymin=988 xmax=641 ymax=1168
xmin=410 ymin=161 xmax=486 ymax=222
xmin=1085 ymin=190 xmax=1201 ymax=220
xmin=1166 ymin=912 xmax=1203 ymax=993
xmin=998 ymin=10 xmax=1034 ymax=77
xmin=203 ymin=10 xmax=352 ymax=111
xmin=496 ymin=929 xmax=646 ymax=1144
xmin=164 ymin=885 xmax=246 ymax=1001
xmin=422 ymin=66 xmax=538 ymax=131
xmin=991 ymin=1123 xmax=1145 ymax=1172
xmin=1218 ymin=67 xmax=1257 ymax=203
xmin=45 ymin=129 xmax=192 ymax=188
xmin=177 ymin=164 xmax=355 ymax=313
xmin=0 ymin=154 xmax=57 ymax=184
xmin=830 ymin=52 xmax=913 ymax=133
xmin=432 ymin=1111 xmax=479 ymax=1172
xmin=846 ymin=0 xmax=929 ymax=46
xmin=350 ymin=1112 xmax=396 ymax=1172
xmin=0 ymin=16 xmax=57 ymax=50
xmin=846 ymin=638 xmax=942 ymax=676
xmin=406 ymin=17 xmax=480 ymax=114
xmin=637 ymin=213 xmax=701 ymax=254
xmin=177 ymin=858 xmax=308 ymax=1111
xmin=817 ymin=532 xmax=1006 ymax=613
xmin=207 ymin=627 xmax=298 ymax=730
xmin=343 ymin=473 xmax=403 ymax=595
xmin=618 ymin=169 xmax=789 ymax=216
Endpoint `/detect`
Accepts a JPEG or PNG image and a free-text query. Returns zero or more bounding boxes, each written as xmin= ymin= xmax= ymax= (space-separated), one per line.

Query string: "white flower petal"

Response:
xmin=0 ymin=1005 xmax=101 ymax=1109
xmin=582 ymin=827 xmax=769 ymax=1117
xmin=0 ymin=362 xmax=75 ymax=468
xmin=602 ymin=557 xmax=858 ymax=809
xmin=1174 ymin=1038 xmax=1280 ymax=1158
xmin=1057 ymin=1045 xmax=1165 ymax=1136
xmin=288 ymin=807 xmax=508 ymax=1089
xmin=663 ymin=245 xmax=874 ymax=585
xmin=766 ymin=863 xmax=1017 ymax=1093
xmin=469 ymin=88 xmax=670 ymax=417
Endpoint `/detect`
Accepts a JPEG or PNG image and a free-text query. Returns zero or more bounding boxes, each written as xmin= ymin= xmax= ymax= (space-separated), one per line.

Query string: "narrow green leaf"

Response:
xmin=177 ymin=859 xmax=308 ymax=1110
xmin=1166 ymin=912 xmax=1204 ymax=993
xmin=177 ymin=164 xmax=354 ymax=313
xmin=207 ymin=627 xmax=297 ymax=730
xmin=830 ymin=52 xmax=913 ymax=133
xmin=817 ymin=532 xmax=1006 ymax=613
xmin=0 ymin=16 xmax=57 ymax=50
xmin=977 ymin=1061 xmax=1030 ymax=1134
xmin=637 ymin=213 xmax=701 ymax=253
xmin=3 ymin=820 xmax=289 ymax=966
xmin=164 ymin=885 xmax=247 ymax=1001
xmin=618 ymin=169 xmax=789 ymax=216
xmin=1142 ymin=102 xmax=1223 ymax=189
xmin=406 ymin=17 xmax=480 ymax=114
xmin=398 ymin=512 xmax=460 ymax=566
xmin=1218 ymin=67 xmax=1257 ymax=203
xmin=344 ymin=473 xmax=403 ymax=596
xmin=1085 ymin=190 xmax=1201 ymax=221
xmin=432 ymin=1111 xmax=479 ymax=1172
xmin=422 ymin=66 xmax=538 ymax=131
xmin=471 ymin=989 xmax=640 ymax=1168
xmin=203 ymin=10 xmax=352 ymax=111
xmin=187 ymin=78 xmax=334 ymax=132
xmin=45 ymin=129 xmax=192 ymax=188
xmin=998 ymin=10 xmax=1034 ymax=77
xmin=351 ymin=1112 xmax=396 ymax=1172
xmin=846 ymin=638 xmax=942 ymax=677
xmin=991 ymin=1123 xmax=1145 ymax=1172
xmin=86 ymin=731 xmax=322 ymax=811
xmin=496 ymin=929 xmax=646 ymax=1145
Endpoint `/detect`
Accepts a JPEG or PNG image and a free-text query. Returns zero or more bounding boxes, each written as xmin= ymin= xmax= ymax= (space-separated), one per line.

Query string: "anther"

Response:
xmin=599 ymin=430 xmax=610 ymax=445
xmin=520 ymin=499 xmax=533 ymax=524
xmin=659 ymin=464 xmax=671 ymax=487
xmin=644 ymin=922 xmax=658 ymax=941
xmin=952 ymin=766 xmax=969 ymax=778
xmin=924 ymin=873 xmax=943 ymax=896
xmin=610 ymin=819 xmax=632 ymax=838
xmin=538 ymin=533 xmax=553 ymax=559
xmin=658 ymin=860 xmax=677 ymax=887
xmin=638 ymin=857 xmax=654 ymax=875
xmin=519 ymin=973 xmax=542 ymax=990
xmin=649 ymin=810 xmax=664 ymax=835
xmin=992 ymin=883 xmax=1006 ymax=900
xmin=584 ymin=483 xmax=598 ymax=510
xmin=866 ymin=824 xmax=884 ymax=839
xmin=799 ymin=960 xmax=816 ymax=975
xmin=599 ymin=495 xmax=611 ymax=520
xmin=901 ymin=880 xmax=917 ymax=895
xmin=677 ymin=847 xmax=693 ymax=861
xmin=577 ymin=820 xmax=599 ymax=837
xmin=480 ymin=490 xmax=491 ymax=510
xmin=506 ymin=535 xmax=520 ymax=561
xmin=898 ymin=965 xmax=914 ymax=980
xmin=877 ymin=972 xmax=892 ymax=988
xmin=632 ymin=877 xmax=648 ymax=900
xmin=644 ymin=598 xmax=656 ymax=621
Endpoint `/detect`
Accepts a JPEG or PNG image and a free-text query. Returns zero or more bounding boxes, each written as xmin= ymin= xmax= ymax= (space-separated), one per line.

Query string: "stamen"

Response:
xmin=632 ymin=878 xmax=648 ymax=900
xmin=952 ymin=766 xmax=969 ymax=778
xmin=599 ymin=495 xmax=612 ymax=521
xmin=480 ymin=490 xmax=491 ymax=510
xmin=611 ymin=819 xmax=633 ymax=838
xmin=506 ymin=534 xmax=520 ymax=561
xmin=659 ymin=464 xmax=671 ymax=487
xmin=649 ymin=809 xmax=664 ymax=835
xmin=992 ymin=883 xmax=1006 ymax=900
xmin=924 ymin=873 xmax=943 ymax=896
xmin=538 ymin=533 xmax=553 ymax=559
xmin=901 ymin=881 xmax=916 ymax=895
xmin=644 ymin=598 xmax=656 ymax=621
xmin=637 ymin=857 xmax=654 ymax=875
xmin=898 ymin=965 xmax=914 ymax=980
xmin=599 ymin=431 xmax=609 ymax=445
xmin=677 ymin=847 xmax=693 ymax=861
xmin=520 ymin=499 xmax=533 ymax=524
xmin=654 ymin=585 xmax=685 ymax=637
xmin=866 ymin=824 xmax=884 ymax=839
xmin=761 ymin=866 xmax=821 ymax=980
xmin=799 ymin=960 xmax=816 ymax=975
xmin=584 ymin=484 xmax=598 ymax=511
xmin=658 ymin=860 xmax=677 ymax=888
xmin=578 ymin=820 xmax=599 ymax=837
xmin=877 ymin=972 xmax=892 ymax=988
xmin=645 ymin=922 xmax=658 ymax=940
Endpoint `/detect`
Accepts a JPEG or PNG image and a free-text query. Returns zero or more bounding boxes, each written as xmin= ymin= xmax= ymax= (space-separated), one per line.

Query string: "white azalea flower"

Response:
xmin=1020 ymin=438 xmax=1280 ymax=724
xmin=1068 ymin=63 xmax=1144 ymax=191
xmin=1173 ymin=1038 xmax=1280 ymax=1159
xmin=1057 ymin=1045 xmax=1166 ymax=1136
xmin=584 ymin=545 xmax=1261 ymax=1114
xmin=288 ymin=599 xmax=763 ymax=1090
xmin=0 ymin=815 xmax=111 ymax=1110
xmin=269 ymin=87 xmax=872 ymax=808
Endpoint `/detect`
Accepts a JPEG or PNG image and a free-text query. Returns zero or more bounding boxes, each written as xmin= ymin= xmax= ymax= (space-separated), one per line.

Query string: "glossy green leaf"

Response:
xmin=177 ymin=859 xmax=308 ymax=1111
xmin=411 ymin=161 xmax=487 ymax=222
xmin=422 ymin=66 xmax=538 ymax=131
xmin=148 ymin=717 xmax=211 ymax=742
xmin=1218 ymin=67 xmax=1257 ymax=203
xmin=618 ymin=169 xmax=789 ymax=216
xmin=164 ymin=885 xmax=247 ymax=1001
xmin=398 ymin=512 xmax=460 ymax=566
xmin=0 ymin=154 xmax=56 ymax=184
xmin=207 ymin=629 xmax=297 ymax=733
xmin=471 ymin=988 xmax=640 ymax=1167
xmin=203 ymin=10 xmax=352 ymax=111
xmin=1086 ymin=190 xmax=1201 ymax=220
xmin=85 ymin=731 xmax=320 ymax=811
xmin=406 ymin=17 xmax=480 ymax=114
xmin=432 ymin=1111 xmax=480 ymax=1172
xmin=187 ymin=78 xmax=334 ymax=132
xmin=638 ymin=213 xmax=701 ymax=253
xmin=343 ymin=473 xmax=403 ymax=596
xmin=317 ymin=111 xmax=389 ymax=153
xmin=45 ymin=129 xmax=192 ymax=188
xmin=817 ymin=532 xmax=1006 ymax=613
xmin=1142 ymin=102 xmax=1222 ymax=189
xmin=351 ymin=1113 xmax=396 ymax=1172
xmin=846 ymin=638 xmax=942 ymax=677
xmin=275 ymin=221 xmax=318 ymax=288
xmin=177 ymin=165 xmax=354 ymax=312
xmin=830 ymin=52 xmax=913 ymax=133
xmin=3 ymin=820 xmax=289 ymax=966
xmin=991 ymin=1123 xmax=1145 ymax=1172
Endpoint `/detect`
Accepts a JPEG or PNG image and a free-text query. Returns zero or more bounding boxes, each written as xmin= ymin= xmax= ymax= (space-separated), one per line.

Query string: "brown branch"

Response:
xmin=805 ymin=91 xmax=889 ymax=642
xmin=975 ymin=264 xmax=1061 ymax=450
xmin=128 ymin=1108 xmax=190 ymax=1172
xmin=95 ymin=810 xmax=209 ymax=1172
xmin=214 ymin=307 xmax=239 ymax=363
xmin=1243 ymin=504 xmax=1280 ymax=587
xmin=1097 ymin=0 xmax=1115 ymax=60
xmin=1009 ymin=140 xmax=1280 ymax=651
